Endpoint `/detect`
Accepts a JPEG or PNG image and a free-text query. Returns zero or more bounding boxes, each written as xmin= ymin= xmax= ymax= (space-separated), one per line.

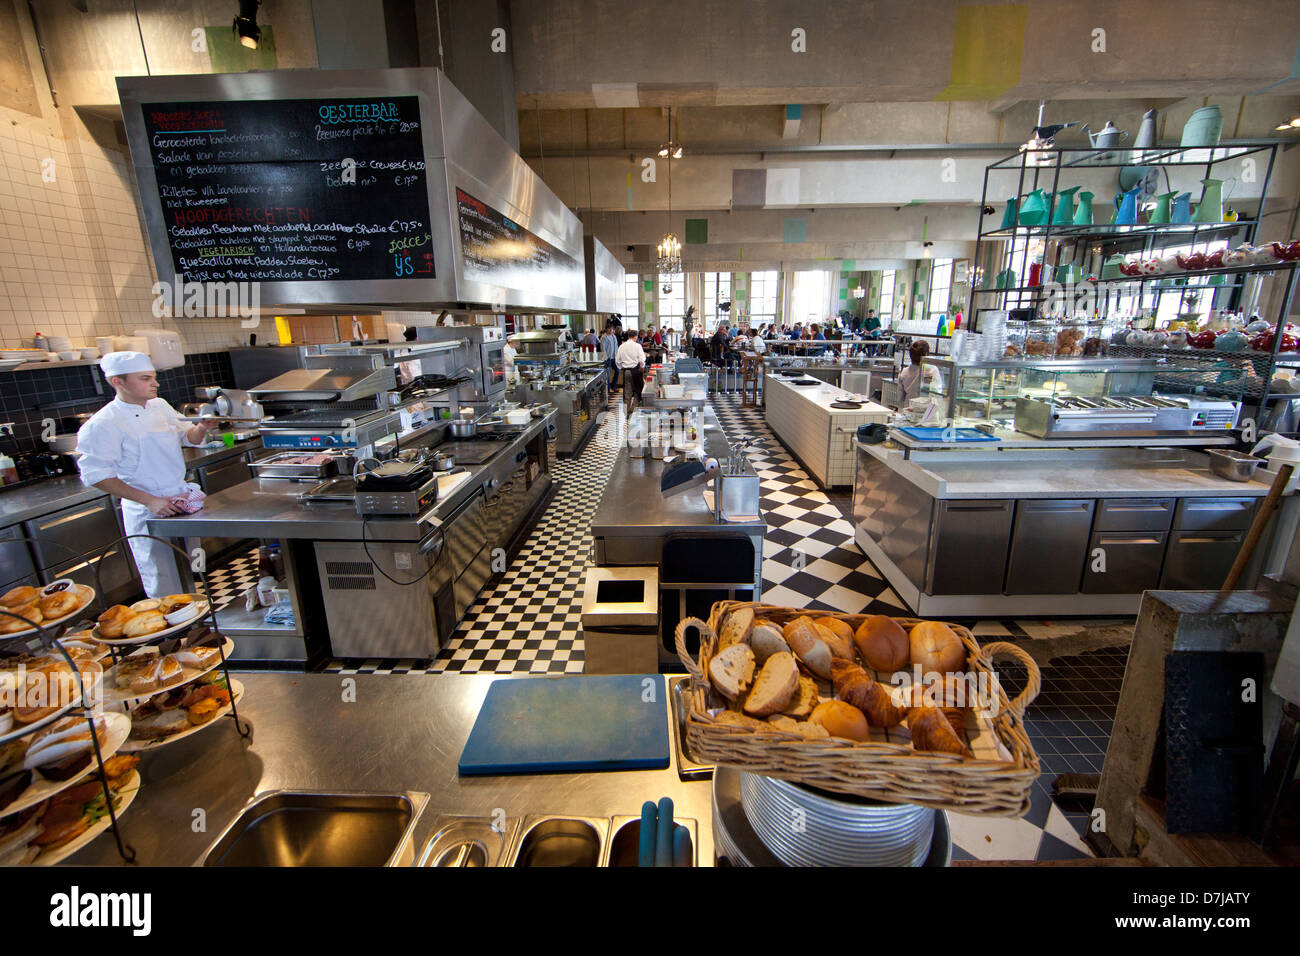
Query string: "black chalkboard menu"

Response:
xmin=457 ymin=187 xmax=578 ymax=284
xmin=140 ymin=96 xmax=434 ymax=283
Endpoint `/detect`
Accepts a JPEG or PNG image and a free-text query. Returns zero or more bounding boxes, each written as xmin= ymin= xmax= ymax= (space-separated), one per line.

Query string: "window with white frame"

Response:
xmin=790 ymin=270 xmax=833 ymax=329
xmin=702 ymin=273 xmax=732 ymax=330
xmin=879 ymin=270 xmax=897 ymax=324
xmin=928 ymin=259 xmax=955 ymax=320
xmin=657 ymin=276 xmax=685 ymax=330
xmin=624 ymin=274 xmax=640 ymax=324
xmin=749 ymin=270 xmax=779 ymax=326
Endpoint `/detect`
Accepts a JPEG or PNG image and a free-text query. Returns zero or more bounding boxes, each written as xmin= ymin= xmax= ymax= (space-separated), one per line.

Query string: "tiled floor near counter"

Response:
xmin=213 ymin=391 xmax=1131 ymax=862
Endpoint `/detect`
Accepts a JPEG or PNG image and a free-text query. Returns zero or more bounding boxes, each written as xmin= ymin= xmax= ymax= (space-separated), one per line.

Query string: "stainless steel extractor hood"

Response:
xmin=116 ymin=68 xmax=586 ymax=313
xmin=584 ymin=235 xmax=626 ymax=314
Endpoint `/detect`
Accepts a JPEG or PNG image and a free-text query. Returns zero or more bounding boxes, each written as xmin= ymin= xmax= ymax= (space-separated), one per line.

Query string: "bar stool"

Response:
xmin=740 ymin=352 xmax=763 ymax=407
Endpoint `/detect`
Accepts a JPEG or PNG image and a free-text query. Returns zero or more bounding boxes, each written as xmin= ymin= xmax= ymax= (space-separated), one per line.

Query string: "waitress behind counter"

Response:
xmin=75 ymin=351 xmax=221 ymax=597
xmin=896 ymin=340 xmax=939 ymax=405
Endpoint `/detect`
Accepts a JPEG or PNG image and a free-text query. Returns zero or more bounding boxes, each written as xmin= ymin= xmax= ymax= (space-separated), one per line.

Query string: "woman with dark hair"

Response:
xmin=896 ymin=340 xmax=937 ymax=403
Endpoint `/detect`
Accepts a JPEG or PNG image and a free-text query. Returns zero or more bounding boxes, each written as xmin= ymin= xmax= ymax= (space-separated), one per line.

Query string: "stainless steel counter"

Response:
xmin=148 ymin=413 xmax=556 ymax=543
xmin=66 ymin=672 xmax=716 ymax=867
xmin=0 ymin=476 xmax=105 ymax=528
xmin=589 ymin=406 xmax=764 ymax=538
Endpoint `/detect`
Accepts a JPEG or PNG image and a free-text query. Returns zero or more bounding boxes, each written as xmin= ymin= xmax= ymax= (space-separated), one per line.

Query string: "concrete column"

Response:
xmin=420 ymin=0 xmax=520 ymax=151
xmin=312 ymin=0 xmax=390 ymax=69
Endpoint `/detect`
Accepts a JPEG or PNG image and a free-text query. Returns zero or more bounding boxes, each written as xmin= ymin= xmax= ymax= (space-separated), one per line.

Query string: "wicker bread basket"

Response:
xmin=676 ymin=601 xmax=1042 ymax=817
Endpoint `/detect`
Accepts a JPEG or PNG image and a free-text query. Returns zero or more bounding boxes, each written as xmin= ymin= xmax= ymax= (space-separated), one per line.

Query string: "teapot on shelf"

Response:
xmin=1081 ymin=120 xmax=1128 ymax=148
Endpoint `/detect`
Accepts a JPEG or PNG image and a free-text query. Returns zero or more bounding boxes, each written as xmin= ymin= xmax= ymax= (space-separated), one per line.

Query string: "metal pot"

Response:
xmin=449 ymin=420 xmax=477 ymax=439
xmin=430 ymin=452 xmax=456 ymax=471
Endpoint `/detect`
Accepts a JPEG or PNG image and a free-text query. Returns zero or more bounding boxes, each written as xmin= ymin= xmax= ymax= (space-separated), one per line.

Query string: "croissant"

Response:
xmin=830 ymin=658 xmax=906 ymax=727
xmin=909 ymin=707 xmax=966 ymax=755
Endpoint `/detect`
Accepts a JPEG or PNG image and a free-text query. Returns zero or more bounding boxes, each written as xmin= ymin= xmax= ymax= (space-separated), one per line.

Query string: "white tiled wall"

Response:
xmin=765 ymin=376 xmax=888 ymax=486
xmin=0 ymin=106 xmax=251 ymax=356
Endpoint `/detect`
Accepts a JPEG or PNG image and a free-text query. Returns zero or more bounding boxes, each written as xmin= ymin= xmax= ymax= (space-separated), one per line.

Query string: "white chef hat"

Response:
xmin=100 ymin=351 xmax=155 ymax=378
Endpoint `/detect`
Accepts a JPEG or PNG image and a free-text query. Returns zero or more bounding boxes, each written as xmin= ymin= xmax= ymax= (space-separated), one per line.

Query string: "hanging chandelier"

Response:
xmin=657 ymin=107 xmax=681 ymax=279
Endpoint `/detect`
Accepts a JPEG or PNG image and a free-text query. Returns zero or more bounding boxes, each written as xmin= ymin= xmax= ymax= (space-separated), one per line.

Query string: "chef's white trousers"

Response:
xmin=121 ymin=499 xmax=185 ymax=599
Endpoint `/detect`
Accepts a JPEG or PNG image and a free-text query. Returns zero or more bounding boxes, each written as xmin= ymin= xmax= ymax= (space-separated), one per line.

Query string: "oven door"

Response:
xmin=480 ymin=342 xmax=507 ymax=396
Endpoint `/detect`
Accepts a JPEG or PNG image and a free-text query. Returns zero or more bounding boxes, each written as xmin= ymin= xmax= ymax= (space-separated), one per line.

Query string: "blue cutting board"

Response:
xmin=459 ymin=676 xmax=670 ymax=775
xmin=897 ymin=426 xmax=999 ymax=442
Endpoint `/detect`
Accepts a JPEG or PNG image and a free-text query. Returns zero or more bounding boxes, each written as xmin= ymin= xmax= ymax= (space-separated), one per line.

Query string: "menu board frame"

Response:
xmin=117 ymin=68 xmax=586 ymax=312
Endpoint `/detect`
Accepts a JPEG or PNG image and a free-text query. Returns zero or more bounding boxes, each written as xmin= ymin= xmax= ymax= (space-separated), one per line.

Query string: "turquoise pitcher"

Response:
xmin=1171 ymin=192 xmax=1192 ymax=224
xmin=1073 ymin=190 xmax=1095 ymax=225
xmin=1114 ymin=186 xmax=1141 ymax=226
xmin=1019 ymin=189 xmax=1050 ymax=226
xmin=1000 ymin=197 xmax=1019 ymax=230
xmin=1051 ymin=186 xmax=1081 ymax=225
xmin=1149 ymin=191 xmax=1177 ymax=225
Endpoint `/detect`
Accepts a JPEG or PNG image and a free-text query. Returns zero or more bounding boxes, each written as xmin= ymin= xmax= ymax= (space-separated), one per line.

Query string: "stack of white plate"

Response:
xmin=738 ymin=772 xmax=935 ymax=867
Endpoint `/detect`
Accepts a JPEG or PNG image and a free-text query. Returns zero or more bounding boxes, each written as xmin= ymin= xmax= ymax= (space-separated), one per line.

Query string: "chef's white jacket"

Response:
xmin=76 ymin=397 xmax=201 ymax=597
xmin=616 ymin=339 xmax=647 ymax=370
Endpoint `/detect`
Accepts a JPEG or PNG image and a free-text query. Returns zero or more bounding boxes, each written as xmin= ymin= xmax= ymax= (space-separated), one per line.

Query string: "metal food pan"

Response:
xmin=250 ymin=452 xmax=341 ymax=479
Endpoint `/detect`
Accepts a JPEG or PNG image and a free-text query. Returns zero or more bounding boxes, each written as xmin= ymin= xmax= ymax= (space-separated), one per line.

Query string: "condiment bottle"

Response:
xmin=0 ymin=453 xmax=18 ymax=485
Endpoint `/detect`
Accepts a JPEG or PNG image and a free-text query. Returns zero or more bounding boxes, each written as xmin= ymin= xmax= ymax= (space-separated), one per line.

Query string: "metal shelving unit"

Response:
xmin=969 ymin=143 xmax=1300 ymax=432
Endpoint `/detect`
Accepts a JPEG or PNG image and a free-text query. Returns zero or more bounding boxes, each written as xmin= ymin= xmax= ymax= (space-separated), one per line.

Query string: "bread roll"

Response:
xmin=708 ymin=644 xmax=755 ymax=700
xmin=809 ymin=700 xmax=870 ymax=741
xmin=0 ymin=586 xmax=38 ymax=608
xmin=908 ymin=621 xmax=966 ymax=674
xmin=908 ymin=707 xmax=966 ymax=755
xmin=717 ymin=606 xmax=754 ymax=650
xmin=830 ymin=658 xmax=906 ymax=727
xmin=750 ymin=623 xmax=789 ymax=663
xmin=854 ymin=615 xmax=910 ymax=672
xmin=123 ymin=611 xmax=166 ymax=638
xmin=744 ymin=652 xmax=800 ymax=717
xmin=783 ymin=617 xmax=833 ymax=679
xmin=767 ymin=715 xmax=830 ymax=739
xmin=97 ymin=605 xmax=134 ymax=638
xmin=130 ymin=599 xmax=161 ymax=614
xmin=815 ymin=620 xmax=855 ymax=659
xmin=0 ymin=606 xmax=39 ymax=634
xmin=781 ymin=676 xmax=819 ymax=718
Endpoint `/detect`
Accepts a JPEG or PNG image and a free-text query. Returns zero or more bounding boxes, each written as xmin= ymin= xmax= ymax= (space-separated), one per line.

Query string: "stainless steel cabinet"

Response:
xmin=1004 ymin=499 xmax=1095 ymax=594
xmin=926 ymin=499 xmax=1013 ymax=595
xmin=1094 ymin=497 xmax=1176 ymax=532
xmin=1082 ymin=530 xmax=1167 ymax=593
xmin=0 ymin=524 xmax=38 ymax=593
xmin=1160 ymin=530 xmax=1247 ymax=590
xmin=195 ymin=454 xmax=252 ymax=495
xmin=1173 ymin=497 xmax=1256 ymax=532
xmin=22 ymin=497 xmax=139 ymax=604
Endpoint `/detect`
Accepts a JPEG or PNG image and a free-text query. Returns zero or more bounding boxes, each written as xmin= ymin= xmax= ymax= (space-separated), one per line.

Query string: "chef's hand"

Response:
xmin=146 ymin=495 xmax=184 ymax=517
xmin=199 ymin=419 xmax=224 ymax=433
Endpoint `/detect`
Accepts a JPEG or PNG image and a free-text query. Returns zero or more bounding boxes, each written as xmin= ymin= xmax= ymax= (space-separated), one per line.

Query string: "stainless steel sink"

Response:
xmin=199 ymin=790 xmax=429 ymax=867
xmin=508 ymin=815 xmax=608 ymax=867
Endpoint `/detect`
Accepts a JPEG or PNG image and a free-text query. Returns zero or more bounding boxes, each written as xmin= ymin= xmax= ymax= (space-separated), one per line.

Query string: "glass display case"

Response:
xmin=919 ymin=356 xmax=1251 ymax=427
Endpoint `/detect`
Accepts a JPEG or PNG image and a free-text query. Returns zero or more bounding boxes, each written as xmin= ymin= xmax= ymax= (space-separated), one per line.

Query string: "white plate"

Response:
xmin=92 ymin=599 xmax=210 ymax=646
xmin=120 ymin=678 xmax=243 ymax=753
xmin=0 ymin=685 xmax=84 ymax=746
xmin=0 ymin=585 xmax=97 ymax=640
xmin=30 ymin=770 xmax=141 ymax=866
xmin=102 ymin=638 xmax=234 ymax=707
xmin=0 ymin=711 xmax=132 ymax=818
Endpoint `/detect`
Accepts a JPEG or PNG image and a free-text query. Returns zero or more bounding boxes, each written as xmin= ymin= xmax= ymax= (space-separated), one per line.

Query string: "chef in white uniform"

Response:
xmin=76 ymin=351 xmax=220 ymax=597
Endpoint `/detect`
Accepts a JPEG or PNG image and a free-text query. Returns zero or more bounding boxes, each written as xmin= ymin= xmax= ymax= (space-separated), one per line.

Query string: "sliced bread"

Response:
xmin=743 ymin=651 xmax=800 ymax=716
xmin=783 ymin=617 xmax=833 ymax=679
xmin=781 ymin=676 xmax=820 ymax=717
xmin=708 ymin=643 xmax=755 ymax=700
xmin=717 ymin=607 xmax=755 ymax=650
xmin=750 ymin=623 xmax=790 ymax=663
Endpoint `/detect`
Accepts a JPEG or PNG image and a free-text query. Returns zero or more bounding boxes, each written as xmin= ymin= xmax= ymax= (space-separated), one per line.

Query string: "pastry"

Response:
xmin=0 ymin=607 xmax=39 ymax=634
xmin=854 ymin=615 xmax=910 ymax=672
xmin=14 ymin=661 xmax=76 ymax=722
xmin=815 ymin=619 xmax=855 ymax=659
xmin=830 ymin=659 xmax=906 ymax=727
xmin=908 ymin=707 xmax=966 ymax=755
xmin=782 ymin=617 xmax=833 ymax=679
xmin=0 ymin=586 xmax=38 ymax=608
xmin=172 ymin=644 xmax=223 ymax=670
xmin=781 ymin=676 xmax=819 ymax=718
xmin=96 ymin=605 xmax=135 ymax=638
xmin=129 ymin=707 xmax=190 ymax=739
xmin=750 ymin=623 xmax=789 ymax=663
xmin=708 ymin=643 xmax=755 ymax=700
xmin=186 ymin=697 xmax=222 ymax=725
xmin=38 ymin=590 xmax=78 ymax=619
xmin=123 ymin=611 xmax=167 ymax=638
xmin=743 ymin=651 xmax=800 ymax=717
xmin=809 ymin=700 xmax=870 ymax=742
xmin=130 ymin=599 xmax=161 ymax=614
xmin=717 ymin=607 xmax=754 ymax=650
xmin=909 ymin=621 xmax=966 ymax=674
xmin=159 ymin=594 xmax=194 ymax=615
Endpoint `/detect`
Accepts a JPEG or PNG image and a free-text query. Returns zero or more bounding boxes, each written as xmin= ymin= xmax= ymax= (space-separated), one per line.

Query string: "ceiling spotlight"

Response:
xmin=1278 ymin=117 xmax=1300 ymax=131
xmin=233 ymin=0 xmax=262 ymax=50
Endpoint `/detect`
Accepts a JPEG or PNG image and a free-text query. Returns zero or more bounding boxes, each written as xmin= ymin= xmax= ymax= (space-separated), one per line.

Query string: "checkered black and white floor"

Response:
xmin=201 ymin=389 xmax=1128 ymax=862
